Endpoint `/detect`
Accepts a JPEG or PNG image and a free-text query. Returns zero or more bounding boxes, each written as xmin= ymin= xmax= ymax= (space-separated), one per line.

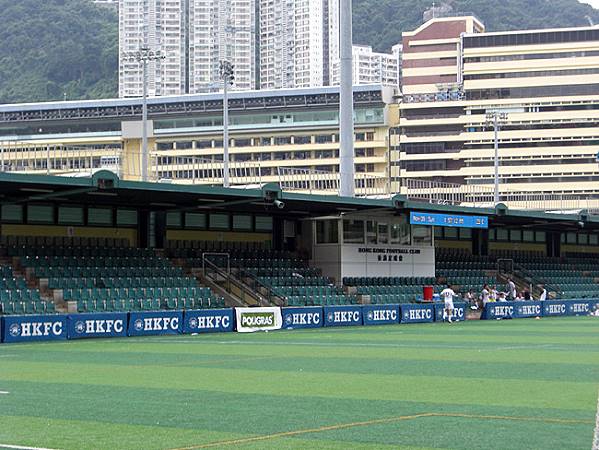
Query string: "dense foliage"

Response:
xmin=0 ymin=0 xmax=597 ymax=103
xmin=0 ymin=0 xmax=117 ymax=103
xmin=354 ymin=0 xmax=599 ymax=52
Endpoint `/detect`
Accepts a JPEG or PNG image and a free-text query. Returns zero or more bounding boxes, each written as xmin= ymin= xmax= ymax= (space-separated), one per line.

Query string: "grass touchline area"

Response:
xmin=0 ymin=317 xmax=597 ymax=450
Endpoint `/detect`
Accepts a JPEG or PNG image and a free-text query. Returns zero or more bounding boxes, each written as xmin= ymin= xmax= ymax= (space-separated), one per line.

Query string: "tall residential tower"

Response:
xmin=119 ymin=0 xmax=257 ymax=97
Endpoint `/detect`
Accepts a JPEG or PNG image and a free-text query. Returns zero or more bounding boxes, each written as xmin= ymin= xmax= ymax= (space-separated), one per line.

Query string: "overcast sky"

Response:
xmin=580 ymin=0 xmax=599 ymax=9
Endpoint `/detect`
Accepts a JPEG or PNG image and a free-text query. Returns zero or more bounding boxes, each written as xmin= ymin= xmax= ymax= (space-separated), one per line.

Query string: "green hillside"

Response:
xmin=0 ymin=0 xmax=597 ymax=103
xmin=0 ymin=0 xmax=117 ymax=104
xmin=354 ymin=0 xmax=599 ymax=52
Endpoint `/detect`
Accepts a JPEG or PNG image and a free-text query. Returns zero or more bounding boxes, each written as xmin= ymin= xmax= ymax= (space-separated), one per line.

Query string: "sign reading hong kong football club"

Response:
xmin=2 ymin=314 xmax=68 ymax=343
xmin=128 ymin=311 xmax=183 ymax=336
xmin=67 ymin=312 xmax=128 ymax=339
xmin=323 ymin=305 xmax=362 ymax=327
xmin=282 ymin=307 xmax=323 ymax=329
xmin=183 ymin=309 xmax=235 ymax=334
xmin=362 ymin=304 xmax=399 ymax=326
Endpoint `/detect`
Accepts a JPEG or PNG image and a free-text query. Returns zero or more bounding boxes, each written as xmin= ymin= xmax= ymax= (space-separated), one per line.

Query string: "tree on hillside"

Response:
xmin=0 ymin=0 xmax=117 ymax=103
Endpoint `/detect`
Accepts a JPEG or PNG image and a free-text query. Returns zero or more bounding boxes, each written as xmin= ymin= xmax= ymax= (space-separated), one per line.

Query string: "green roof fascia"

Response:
xmin=279 ymin=191 xmax=399 ymax=209
xmin=0 ymin=172 xmax=95 ymax=188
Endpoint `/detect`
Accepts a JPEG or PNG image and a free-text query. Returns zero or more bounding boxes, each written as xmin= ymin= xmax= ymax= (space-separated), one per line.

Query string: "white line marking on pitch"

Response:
xmin=0 ymin=391 xmax=9 ymax=395
xmin=0 ymin=444 xmax=60 ymax=450
xmin=592 ymin=389 xmax=599 ymax=450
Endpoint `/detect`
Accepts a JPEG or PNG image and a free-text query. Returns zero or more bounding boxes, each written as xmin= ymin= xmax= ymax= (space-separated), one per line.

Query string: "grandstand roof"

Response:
xmin=0 ymin=172 xmax=597 ymax=231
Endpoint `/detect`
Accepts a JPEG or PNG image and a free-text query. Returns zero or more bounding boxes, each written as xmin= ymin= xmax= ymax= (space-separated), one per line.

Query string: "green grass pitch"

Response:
xmin=0 ymin=317 xmax=598 ymax=450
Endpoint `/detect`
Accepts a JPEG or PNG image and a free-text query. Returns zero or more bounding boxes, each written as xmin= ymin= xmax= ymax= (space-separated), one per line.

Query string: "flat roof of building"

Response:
xmin=0 ymin=85 xmax=395 ymax=126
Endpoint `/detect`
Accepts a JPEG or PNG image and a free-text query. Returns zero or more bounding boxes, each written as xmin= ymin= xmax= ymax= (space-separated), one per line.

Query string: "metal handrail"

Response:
xmin=238 ymin=267 xmax=286 ymax=306
xmin=202 ymin=257 xmax=265 ymax=306
xmin=511 ymin=261 xmax=561 ymax=297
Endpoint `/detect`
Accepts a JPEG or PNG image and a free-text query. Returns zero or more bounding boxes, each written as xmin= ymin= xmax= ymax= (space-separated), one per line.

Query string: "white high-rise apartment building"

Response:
xmin=119 ymin=0 xmax=187 ymax=97
xmin=259 ymin=0 xmax=337 ymax=90
xmin=189 ymin=0 xmax=256 ymax=92
xmin=330 ymin=45 xmax=399 ymax=87
xmin=119 ymin=0 xmax=256 ymax=97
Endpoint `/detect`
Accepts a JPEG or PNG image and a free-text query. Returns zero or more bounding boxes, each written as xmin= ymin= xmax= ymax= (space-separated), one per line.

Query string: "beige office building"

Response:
xmin=395 ymin=16 xmax=599 ymax=206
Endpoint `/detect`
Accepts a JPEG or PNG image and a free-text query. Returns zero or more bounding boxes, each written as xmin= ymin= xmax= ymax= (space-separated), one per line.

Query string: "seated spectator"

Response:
xmin=464 ymin=289 xmax=477 ymax=309
xmin=523 ymin=289 xmax=531 ymax=301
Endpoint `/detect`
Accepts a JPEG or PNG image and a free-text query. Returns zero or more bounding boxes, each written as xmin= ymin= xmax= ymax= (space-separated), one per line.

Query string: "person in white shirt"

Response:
xmin=481 ymin=284 xmax=490 ymax=306
xmin=490 ymin=285 xmax=498 ymax=302
xmin=507 ymin=279 xmax=517 ymax=300
xmin=539 ymin=285 xmax=547 ymax=301
xmin=440 ymin=285 xmax=456 ymax=323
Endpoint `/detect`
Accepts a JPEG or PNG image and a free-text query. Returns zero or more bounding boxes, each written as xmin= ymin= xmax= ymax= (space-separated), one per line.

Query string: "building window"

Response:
xmin=316 ymin=220 xmax=339 ymax=244
xmin=412 ymin=225 xmax=432 ymax=246
xmin=377 ymin=223 xmax=389 ymax=244
xmin=343 ymin=219 xmax=364 ymax=244
xmin=366 ymin=220 xmax=377 ymax=244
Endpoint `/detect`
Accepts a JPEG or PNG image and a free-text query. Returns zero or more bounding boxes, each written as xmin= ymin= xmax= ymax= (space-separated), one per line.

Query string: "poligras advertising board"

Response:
xmin=235 ymin=307 xmax=282 ymax=333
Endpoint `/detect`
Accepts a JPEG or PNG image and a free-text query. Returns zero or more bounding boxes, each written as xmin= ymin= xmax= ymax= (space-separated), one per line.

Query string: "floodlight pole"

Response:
xmin=122 ymin=46 xmax=165 ymax=181
xmin=220 ymin=61 xmax=234 ymax=188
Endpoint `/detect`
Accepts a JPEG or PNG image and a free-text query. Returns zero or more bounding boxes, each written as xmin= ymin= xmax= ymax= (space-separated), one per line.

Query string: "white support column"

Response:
xmin=338 ymin=0 xmax=355 ymax=197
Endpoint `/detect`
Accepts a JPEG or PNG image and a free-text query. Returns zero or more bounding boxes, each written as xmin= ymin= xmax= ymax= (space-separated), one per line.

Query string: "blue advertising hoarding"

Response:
xmin=2 ymin=314 xmax=68 ymax=343
xmin=128 ymin=310 xmax=183 ymax=336
xmin=183 ymin=309 xmax=234 ymax=334
xmin=434 ymin=302 xmax=466 ymax=322
xmin=542 ymin=301 xmax=569 ymax=317
xmin=400 ymin=303 xmax=434 ymax=323
xmin=323 ymin=305 xmax=362 ymax=327
xmin=410 ymin=211 xmax=488 ymax=229
xmin=68 ymin=312 xmax=128 ymax=339
xmin=567 ymin=300 xmax=592 ymax=316
xmin=282 ymin=307 xmax=323 ymax=329
xmin=362 ymin=304 xmax=400 ymax=326
xmin=482 ymin=302 xmax=515 ymax=320
xmin=514 ymin=301 xmax=543 ymax=318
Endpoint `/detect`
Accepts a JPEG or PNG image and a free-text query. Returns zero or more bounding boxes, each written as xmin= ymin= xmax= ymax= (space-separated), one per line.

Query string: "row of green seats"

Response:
xmin=0 ymin=278 xmax=28 ymax=290
xmin=77 ymin=296 xmax=225 ymax=313
xmin=1 ymin=289 xmax=42 ymax=302
xmin=22 ymin=256 xmax=169 ymax=268
xmin=1 ymin=300 xmax=56 ymax=315
xmin=8 ymin=246 xmax=155 ymax=257
xmin=286 ymin=294 xmax=358 ymax=307
xmin=245 ymin=267 xmax=321 ymax=277
xmin=369 ymin=294 xmax=414 ymax=304
xmin=63 ymin=286 xmax=212 ymax=301
xmin=356 ymin=285 xmax=423 ymax=295
xmin=258 ymin=276 xmax=331 ymax=287
xmin=273 ymin=286 xmax=342 ymax=298
xmin=343 ymin=277 xmax=435 ymax=286
xmin=35 ymin=266 xmax=183 ymax=278
xmin=50 ymin=277 xmax=198 ymax=290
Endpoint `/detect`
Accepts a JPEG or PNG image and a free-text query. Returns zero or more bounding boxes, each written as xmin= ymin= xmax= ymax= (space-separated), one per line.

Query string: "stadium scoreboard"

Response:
xmin=409 ymin=211 xmax=488 ymax=229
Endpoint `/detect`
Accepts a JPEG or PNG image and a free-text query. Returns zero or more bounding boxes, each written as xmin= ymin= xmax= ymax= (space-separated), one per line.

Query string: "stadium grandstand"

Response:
xmin=1 ymin=169 xmax=599 ymax=318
